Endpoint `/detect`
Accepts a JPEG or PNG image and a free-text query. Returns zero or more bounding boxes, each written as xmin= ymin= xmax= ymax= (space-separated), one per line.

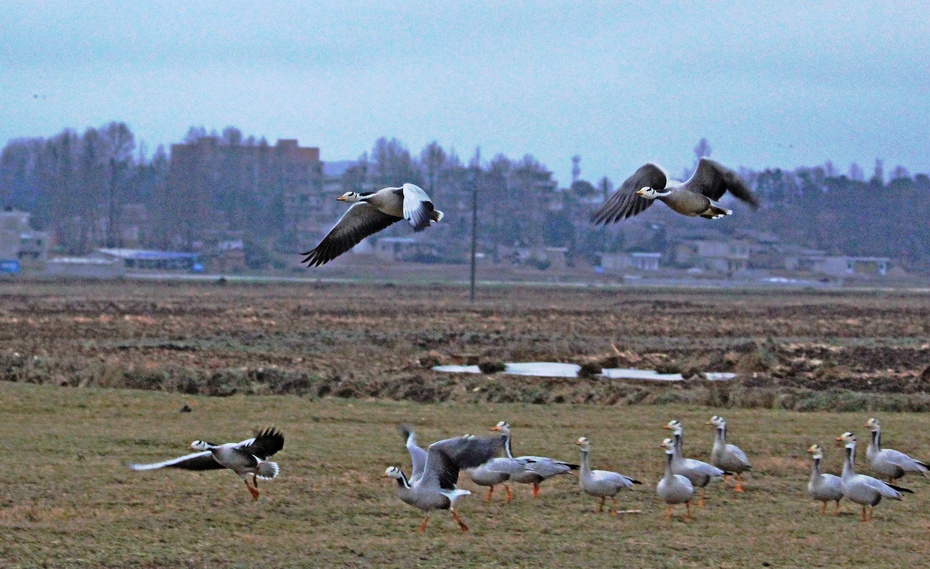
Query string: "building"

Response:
xmin=798 ymin=254 xmax=890 ymax=277
xmin=0 ymin=208 xmax=49 ymax=273
xmin=95 ymin=248 xmax=199 ymax=271
xmin=598 ymin=251 xmax=661 ymax=273
xmin=676 ymin=239 xmax=752 ymax=272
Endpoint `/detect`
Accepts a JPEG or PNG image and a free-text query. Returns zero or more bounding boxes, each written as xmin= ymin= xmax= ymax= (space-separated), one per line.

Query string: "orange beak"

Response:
xmin=491 ymin=426 xmax=500 ymax=432
xmin=337 ymin=196 xmax=347 ymax=202
xmin=636 ymin=189 xmax=646 ymax=196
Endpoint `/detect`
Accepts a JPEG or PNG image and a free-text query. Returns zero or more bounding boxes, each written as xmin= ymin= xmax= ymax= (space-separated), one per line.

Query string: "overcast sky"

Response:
xmin=2 ymin=1 xmax=928 ymax=186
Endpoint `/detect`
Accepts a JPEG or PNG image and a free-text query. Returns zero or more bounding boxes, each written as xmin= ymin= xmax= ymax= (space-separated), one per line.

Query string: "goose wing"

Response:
xmin=236 ymin=427 xmax=284 ymax=460
xmin=301 ymin=203 xmax=400 ymax=266
xmin=421 ymin=435 xmax=505 ymax=490
xmin=689 ymin=158 xmax=759 ymax=207
xmin=401 ymin=183 xmax=438 ymax=231
xmin=590 ymin=163 xmax=665 ymax=224
xmin=880 ymin=448 xmax=929 ymax=472
xmin=726 ymin=444 xmax=751 ymax=468
xmin=128 ymin=450 xmax=222 ymax=472
xmin=398 ymin=424 xmax=428 ymax=481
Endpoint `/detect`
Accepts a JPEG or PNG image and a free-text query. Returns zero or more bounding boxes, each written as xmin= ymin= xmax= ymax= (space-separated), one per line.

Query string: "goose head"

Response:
xmin=707 ymin=415 xmax=725 ymax=428
xmin=337 ymin=191 xmax=362 ymax=202
xmin=864 ymin=417 xmax=880 ymax=431
xmin=575 ymin=436 xmax=591 ymax=452
xmin=807 ymin=444 xmax=824 ymax=460
xmin=835 ymin=432 xmax=856 ymax=448
xmin=661 ymin=438 xmax=675 ymax=455
xmin=664 ymin=419 xmax=683 ymax=435
xmin=491 ymin=421 xmax=511 ymax=435
xmin=636 ymin=187 xmax=663 ymax=200
xmin=189 ymin=440 xmax=211 ymax=451
xmin=382 ymin=466 xmax=403 ymax=480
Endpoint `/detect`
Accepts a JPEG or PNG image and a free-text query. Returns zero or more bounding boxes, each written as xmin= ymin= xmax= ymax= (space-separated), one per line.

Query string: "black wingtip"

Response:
xmin=397 ymin=424 xmax=414 ymax=441
xmin=889 ymin=483 xmax=914 ymax=494
xmin=567 ymin=463 xmax=580 ymax=470
xmin=630 ymin=479 xmax=643 ymax=485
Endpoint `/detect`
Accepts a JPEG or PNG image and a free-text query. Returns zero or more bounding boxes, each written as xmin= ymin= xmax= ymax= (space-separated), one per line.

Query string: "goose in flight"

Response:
xmin=301 ymin=183 xmax=443 ymax=266
xmin=575 ymin=437 xmax=641 ymax=514
xmin=708 ymin=415 xmax=752 ymax=492
xmin=664 ymin=420 xmax=725 ymax=506
xmin=835 ymin=432 xmax=912 ymax=522
xmin=864 ymin=417 xmax=929 ymax=482
xmin=807 ymin=444 xmax=843 ymax=515
xmin=129 ymin=427 xmax=284 ymax=500
xmin=591 ymin=157 xmax=759 ymax=224
xmin=383 ymin=434 xmax=504 ymax=532
xmin=491 ymin=421 xmax=579 ymax=497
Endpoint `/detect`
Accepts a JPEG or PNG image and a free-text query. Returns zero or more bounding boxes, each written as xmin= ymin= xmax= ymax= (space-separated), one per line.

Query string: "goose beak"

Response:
xmin=336 ymin=196 xmax=347 ymax=202
xmin=636 ymin=189 xmax=645 ymax=196
xmin=491 ymin=426 xmax=500 ymax=432
xmin=662 ymin=424 xmax=672 ymax=430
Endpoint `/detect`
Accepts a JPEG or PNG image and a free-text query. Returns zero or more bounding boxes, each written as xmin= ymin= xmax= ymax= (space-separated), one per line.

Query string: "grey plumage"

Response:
xmin=664 ymin=420 xmax=725 ymax=507
xmin=301 ymin=183 xmax=443 ymax=266
xmin=491 ymin=421 xmax=578 ymax=497
xmin=836 ymin=432 xmax=912 ymax=522
xmin=807 ymin=444 xmax=843 ymax=515
xmin=385 ymin=434 xmax=505 ymax=532
xmin=575 ymin=437 xmax=640 ymax=514
xmin=657 ymin=438 xmax=694 ymax=521
xmin=398 ymin=424 xmax=428 ymax=482
xmin=591 ymin=158 xmax=759 ymax=224
xmin=708 ymin=415 xmax=751 ymax=492
xmin=864 ymin=417 xmax=930 ymax=482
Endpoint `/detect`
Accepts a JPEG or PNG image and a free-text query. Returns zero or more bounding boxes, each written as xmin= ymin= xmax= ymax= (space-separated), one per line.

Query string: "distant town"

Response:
xmin=2 ymin=124 xmax=928 ymax=284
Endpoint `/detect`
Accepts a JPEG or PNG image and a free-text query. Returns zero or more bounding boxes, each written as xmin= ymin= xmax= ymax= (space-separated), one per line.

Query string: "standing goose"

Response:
xmin=708 ymin=415 xmax=752 ymax=492
xmin=129 ymin=427 xmax=284 ymax=500
xmin=383 ymin=434 xmax=504 ymax=532
xmin=864 ymin=417 xmax=929 ymax=482
xmin=575 ymin=437 xmax=641 ymax=514
xmin=657 ymin=438 xmax=694 ymax=521
xmin=664 ymin=420 xmax=725 ymax=507
xmin=835 ymin=432 xmax=912 ymax=522
xmin=807 ymin=444 xmax=843 ymax=515
xmin=492 ymin=421 xmax=579 ymax=497
xmin=466 ymin=424 xmax=530 ymax=503
xmin=591 ymin=157 xmax=759 ymax=224
xmin=300 ymin=183 xmax=443 ymax=266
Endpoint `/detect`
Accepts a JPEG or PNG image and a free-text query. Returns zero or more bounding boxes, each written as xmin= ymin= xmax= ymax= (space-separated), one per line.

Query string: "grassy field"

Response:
xmin=4 ymin=381 xmax=930 ymax=568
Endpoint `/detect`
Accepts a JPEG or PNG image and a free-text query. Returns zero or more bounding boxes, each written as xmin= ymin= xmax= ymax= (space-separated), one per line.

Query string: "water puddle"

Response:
xmin=433 ymin=362 xmax=736 ymax=381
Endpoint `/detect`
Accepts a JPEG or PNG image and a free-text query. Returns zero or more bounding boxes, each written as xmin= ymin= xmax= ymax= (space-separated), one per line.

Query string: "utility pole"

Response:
xmin=469 ymin=170 xmax=478 ymax=303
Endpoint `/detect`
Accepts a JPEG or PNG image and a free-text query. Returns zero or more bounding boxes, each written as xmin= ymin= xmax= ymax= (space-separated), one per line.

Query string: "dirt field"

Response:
xmin=1 ymin=279 xmax=929 ymax=410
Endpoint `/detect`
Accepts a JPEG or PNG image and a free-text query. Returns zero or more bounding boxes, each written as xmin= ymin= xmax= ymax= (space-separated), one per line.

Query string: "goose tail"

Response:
xmin=256 ymin=460 xmax=280 ymax=480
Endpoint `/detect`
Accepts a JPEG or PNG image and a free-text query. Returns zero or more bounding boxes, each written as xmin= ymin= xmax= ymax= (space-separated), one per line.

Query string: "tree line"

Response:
xmin=2 ymin=124 xmax=929 ymax=271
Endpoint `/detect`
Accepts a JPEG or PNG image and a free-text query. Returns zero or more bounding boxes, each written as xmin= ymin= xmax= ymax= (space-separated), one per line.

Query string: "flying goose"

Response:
xmin=591 ymin=157 xmax=759 ymax=224
xmin=807 ymin=444 xmax=843 ymax=515
xmin=835 ymin=432 xmax=912 ymax=522
xmin=864 ymin=417 xmax=929 ymax=482
xmin=129 ymin=427 xmax=284 ymax=500
xmin=657 ymin=438 xmax=694 ymax=521
xmin=300 ymin=183 xmax=443 ymax=266
xmin=575 ymin=437 xmax=641 ymax=514
xmin=664 ymin=420 xmax=725 ymax=507
xmin=708 ymin=415 xmax=752 ymax=492
xmin=491 ymin=421 xmax=579 ymax=497
xmin=383 ymin=433 xmax=504 ymax=532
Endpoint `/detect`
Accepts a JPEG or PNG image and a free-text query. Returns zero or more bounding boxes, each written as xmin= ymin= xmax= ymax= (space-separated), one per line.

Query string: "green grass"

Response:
xmin=4 ymin=382 xmax=930 ymax=568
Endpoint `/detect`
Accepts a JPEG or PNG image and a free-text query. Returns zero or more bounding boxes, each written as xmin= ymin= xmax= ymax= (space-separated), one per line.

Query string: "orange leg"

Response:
xmin=597 ymin=496 xmax=605 ymax=513
xmin=532 ymin=483 xmax=541 ymax=497
xmin=697 ymin=488 xmax=706 ymax=507
xmin=611 ymin=497 xmax=618 ymax=515
xmin=860 ymin=506 xmax=868 ymax=522
xmin=821 ymin=501 xmax=827 ymax=515
xmin=504 ymin=484 xmax=512 ymax=503
xmin=245 ymin=479 xmax=260 ymax=500
xmin=834 ymin=501 xmax=841 ymax=515
xmin=685 ymin=501 xmax=692 ymax=521
xmin=665 ymin=506 xmax=673 ymax=520
xmin=418 ymin=515 xmax=430 ymax=532
xmin=734 ymin=474 xmax=745 ymax=493
xmin=484 ymin=486 xmax=494 ymax=502
xmin=451 ymin=509 xmax=469 ymax=532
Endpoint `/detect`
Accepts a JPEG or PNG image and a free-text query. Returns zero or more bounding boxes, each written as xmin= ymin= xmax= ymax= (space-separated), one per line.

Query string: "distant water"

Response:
xmin=433 ymin=362 xmax=735 ymax=381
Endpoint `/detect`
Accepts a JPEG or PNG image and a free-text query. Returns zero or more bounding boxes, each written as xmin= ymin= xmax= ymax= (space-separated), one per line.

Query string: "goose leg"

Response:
xmin=665 ymin=506 xmax=673 ymax=520
xmin=820 ymin=501 xmax=827 ymax=515
xmin=685 ymin=501 xmax=692 ymax=521
xmin=697 ymin=488 xmax=706 ymax=507
xmin=418 ymin=515 xmax=430 ymax=532
xmin=244 ymin=479 xmax=259 ymax=500
xmin=597 ymin=496 xmax=605 ymax=513
xmin=611 ymin=497 xmax=618 ymax=515
xmin=834 ymin=501 xmax=841 ymax=515
xmin=485 ymin=486 xmax=494 ymax=502
xmin=860 ymin=506 xmax=868 ymax=522
xmin=504 ymin=484 xmax=512 ymax=503
xmin=532 ymin=483 xmax=541 ymax=497
xmin=450 ymin=509 xmax=469 ymax=532
xmin=734 ymin=474 xmax=745 ymax=493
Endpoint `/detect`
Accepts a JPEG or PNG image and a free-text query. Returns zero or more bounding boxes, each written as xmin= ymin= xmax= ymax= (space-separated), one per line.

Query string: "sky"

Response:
xmin=2 ymin=1 xmax=928 ymax=186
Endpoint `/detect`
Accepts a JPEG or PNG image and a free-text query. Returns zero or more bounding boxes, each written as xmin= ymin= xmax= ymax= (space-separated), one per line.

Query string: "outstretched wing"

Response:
xmin=590 ymin=163 xmax=666 ymax=224
xmin=300 ymin=203 xmax=400 ymax=266
xmin=399 ymin=424 xmax=428 ymax=481
xmin=401 ymin=183 xmax=437 ymax=232
xmin=128 ymin=450 xmax=222 ymax=472
xmin=422 ymin=435 xmax=506 ymax=490
xmin=237 ymin=427 xmax=284 ymax=460
xmin=690 ymin=158 xmax=759 ymax=207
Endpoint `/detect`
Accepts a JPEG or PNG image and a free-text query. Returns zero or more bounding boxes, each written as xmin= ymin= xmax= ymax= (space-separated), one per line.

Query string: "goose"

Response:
xmin=664 ymin=420 xmax=725 ymax=507
xmin=575 ymin=437 xmax=641 ymax=514
xmin=129 ymin=427 xmax=284 ymax=500
xmin=591 ymin=157 xmax=759 ymax=224
xmin=491 ymin=421 xmax=579 ymax=497
xmin=708 ymin=415 xmax=752 ymax=492
xmin=807 ymin=444 xmax=843 ymax=515
xmin=300 ymin=183 xmax=443 ymax=266
xmin=465 ymin=425 xmax=530 ymax=503
xmin=398 ymin=424 xmax=428 ymax=482
xmin=657 ymin=438 xmax=694 ymax=521
xmin=383 ymin=433 xmax=504 ymax=532
xmin=864 ymin=417 xmax=929 ymax=482
xmin=835 ymin=432 xmax=912 ymax=522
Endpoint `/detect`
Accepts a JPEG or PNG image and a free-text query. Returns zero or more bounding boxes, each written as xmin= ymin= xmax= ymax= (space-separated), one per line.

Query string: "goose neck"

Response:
xmin=842 ymin=445 xmax=856 ymax=480
xmin=502 ymin=434 xmax=514 ymax=459
xmin=395 ymin=471 xmax=411 ymax=489
xmin=579 ymin=448 xmax=591 ymax=475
